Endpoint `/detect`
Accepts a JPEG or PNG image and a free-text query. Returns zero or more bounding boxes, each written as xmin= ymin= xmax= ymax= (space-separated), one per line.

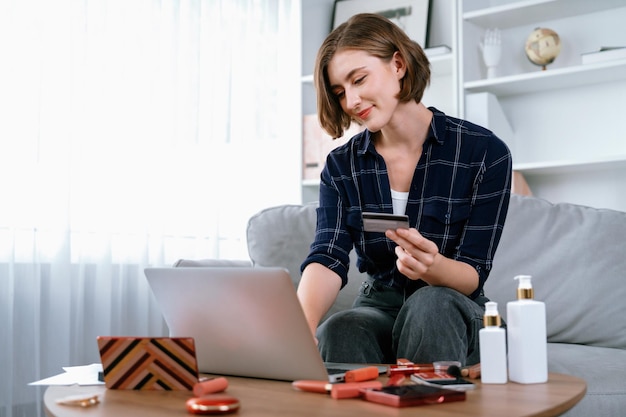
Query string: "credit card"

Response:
xmin=362 ymin=212 xmax=409 ymax=233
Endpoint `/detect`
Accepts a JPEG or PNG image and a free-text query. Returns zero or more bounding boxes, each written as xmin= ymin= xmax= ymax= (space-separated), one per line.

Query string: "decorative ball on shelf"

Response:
xmin=524 ymin=27 xmax=561 ymax=70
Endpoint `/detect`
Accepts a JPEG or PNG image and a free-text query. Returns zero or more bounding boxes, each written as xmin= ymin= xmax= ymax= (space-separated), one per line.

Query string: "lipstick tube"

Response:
xmin=386 ymin=364 xmax=434 ymax=376
xmin=193 ymin=377 xmax=229 ymax=397
xmin=344 ymin=366 xmax=380 ymax=382
xmin=292 ymin=380 xmax=383 ymax=399
xmin=386 ymin=374 xmax=407 ymax=386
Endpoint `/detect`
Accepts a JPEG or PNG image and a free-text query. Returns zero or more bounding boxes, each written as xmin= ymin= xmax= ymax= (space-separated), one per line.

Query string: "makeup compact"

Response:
xmin=186 ymin=395 xmax=240 ymax=415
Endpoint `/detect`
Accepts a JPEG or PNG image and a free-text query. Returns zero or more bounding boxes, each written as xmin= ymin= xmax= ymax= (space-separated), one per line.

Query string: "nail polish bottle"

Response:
xmin=506 ymin=275 xmax=548 ymax=384
xmin=479 ymin=301 xmax=507 ymax=384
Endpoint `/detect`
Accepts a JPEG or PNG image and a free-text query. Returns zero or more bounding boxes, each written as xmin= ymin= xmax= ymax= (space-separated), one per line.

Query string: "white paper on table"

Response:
xmin=28 ymin=363 xmax=105 ymax=386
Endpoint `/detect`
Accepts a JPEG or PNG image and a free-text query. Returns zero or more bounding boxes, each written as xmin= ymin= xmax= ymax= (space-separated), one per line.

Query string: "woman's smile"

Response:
xmin=357 ymin=106 xmax=373 ymax=120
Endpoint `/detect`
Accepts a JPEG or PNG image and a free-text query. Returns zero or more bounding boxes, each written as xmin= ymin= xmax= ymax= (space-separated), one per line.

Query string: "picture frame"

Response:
xmin=332 ymin=0 xmax=431 ymax=47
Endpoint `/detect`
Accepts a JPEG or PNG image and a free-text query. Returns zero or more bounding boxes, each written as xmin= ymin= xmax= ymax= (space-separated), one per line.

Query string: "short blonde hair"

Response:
xmin=314 ymin=13 xmax=431 ymax=139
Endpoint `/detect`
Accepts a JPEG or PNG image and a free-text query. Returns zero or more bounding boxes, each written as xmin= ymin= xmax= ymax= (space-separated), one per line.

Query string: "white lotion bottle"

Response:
xmin=479 ymin=301 xmax=507 ymax=383
xmin=506 ymin=275 xmax=548 ymax=384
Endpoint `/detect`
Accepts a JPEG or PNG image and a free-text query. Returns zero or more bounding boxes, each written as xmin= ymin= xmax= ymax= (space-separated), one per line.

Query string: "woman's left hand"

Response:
xmin=385 ymin=228 xmax=440 ymax=281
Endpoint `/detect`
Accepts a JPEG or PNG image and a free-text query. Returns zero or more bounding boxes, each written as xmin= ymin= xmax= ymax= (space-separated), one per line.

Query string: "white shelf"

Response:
xmin=464 ymin=59 xmax=626 ymax=96
xmin=514 ymin=155 xmax=626 ymax=175
xmin=301 ymin=0 xmax=626 ymax=210
xmin=463 ymin=0 xmax=625 ymax=29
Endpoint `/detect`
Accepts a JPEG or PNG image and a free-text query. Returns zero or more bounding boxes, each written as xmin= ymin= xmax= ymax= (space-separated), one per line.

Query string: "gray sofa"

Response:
xmin=239 ymin=194 xmax=626 ymax=417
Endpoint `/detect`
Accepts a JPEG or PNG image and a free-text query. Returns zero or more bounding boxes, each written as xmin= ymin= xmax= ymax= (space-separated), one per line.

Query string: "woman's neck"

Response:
xmin=373 ymin=103 xmax=432 ymax=193
xmin=375 ymin=102 xmax=432 ymax=153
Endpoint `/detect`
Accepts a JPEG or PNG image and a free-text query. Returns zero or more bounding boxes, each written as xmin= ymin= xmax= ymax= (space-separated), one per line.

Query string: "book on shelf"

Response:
xmin=581 ymin=47 xmax=626 ymax=65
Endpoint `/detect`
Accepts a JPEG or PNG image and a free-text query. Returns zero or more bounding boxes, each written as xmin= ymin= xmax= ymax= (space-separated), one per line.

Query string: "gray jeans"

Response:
xmin=317 ymin=277 xmax=489 ymax=365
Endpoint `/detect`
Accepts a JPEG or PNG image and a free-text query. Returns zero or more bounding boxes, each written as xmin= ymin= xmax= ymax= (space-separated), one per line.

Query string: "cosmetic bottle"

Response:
xmin=479 ymin=301 xmax=507 ymax=384
xmin=506 ymin=275 xmax=548 ymax=384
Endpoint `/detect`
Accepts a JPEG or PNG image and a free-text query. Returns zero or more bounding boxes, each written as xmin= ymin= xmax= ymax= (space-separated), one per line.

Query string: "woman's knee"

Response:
xmin=402 ymin=286 xmax=461 ymax=315
xmin=413 ymin=285 xmax=459 ymax=301
xmin=318 ymin=309 xmax=366 ymax=340
xmin=316 ymin=307 xmax=395 ymax=363
xmin=396 ymin=286 xmax=482 ymax=335
xmin=317 ymin=307 xmax=393 ymax=340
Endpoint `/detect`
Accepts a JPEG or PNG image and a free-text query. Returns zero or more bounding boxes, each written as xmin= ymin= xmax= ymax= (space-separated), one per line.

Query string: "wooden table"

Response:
xmin=44 ymin=372 xmax=586 ymax=417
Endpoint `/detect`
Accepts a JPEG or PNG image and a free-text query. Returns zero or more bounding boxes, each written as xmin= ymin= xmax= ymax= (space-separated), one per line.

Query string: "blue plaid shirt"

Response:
xmin=301 ymin=108 xmax=512 ymax=300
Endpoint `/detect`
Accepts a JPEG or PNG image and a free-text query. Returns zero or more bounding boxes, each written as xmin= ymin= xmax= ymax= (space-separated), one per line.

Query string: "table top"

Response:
xmin=44 ymin=372 xmax=586 ymax=417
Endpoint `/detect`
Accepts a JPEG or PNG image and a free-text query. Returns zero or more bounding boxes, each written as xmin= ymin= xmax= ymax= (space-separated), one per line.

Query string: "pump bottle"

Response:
xmin=506 ymin=275 xmax=548 ymax=384
xmin=479 ymin=301 xmax=507 ymax=383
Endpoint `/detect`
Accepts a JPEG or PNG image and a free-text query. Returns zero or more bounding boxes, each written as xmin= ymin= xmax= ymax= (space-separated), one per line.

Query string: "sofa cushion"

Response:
xmin=246 ymin=204 xmax=316 ymax=282
xmin=246 ymin=203 xmax=366 ymax=320
xmin=547 ymin=343 xmax=626 ymax=417
xmin=484 ymin=195 xmax=626 ymax=349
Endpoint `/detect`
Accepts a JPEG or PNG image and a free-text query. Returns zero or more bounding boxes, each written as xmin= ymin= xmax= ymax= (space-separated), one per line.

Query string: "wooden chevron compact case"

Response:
xmin=97 ymin=336 xmax=199 ymax=390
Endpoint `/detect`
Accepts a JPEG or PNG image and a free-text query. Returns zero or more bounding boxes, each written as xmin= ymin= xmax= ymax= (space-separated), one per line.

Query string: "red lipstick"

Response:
xmin=193 ymin=377 xmax=229 ymax=397
xmin=344 ymin=366 xmax=380 ymax=382
xmin=292 ymin=380 xmax=382 ymax=399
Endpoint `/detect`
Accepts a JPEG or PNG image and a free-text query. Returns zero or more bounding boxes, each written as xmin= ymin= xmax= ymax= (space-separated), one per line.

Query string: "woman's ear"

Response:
xmin=392 ymin=51 xmax=407 ymax=79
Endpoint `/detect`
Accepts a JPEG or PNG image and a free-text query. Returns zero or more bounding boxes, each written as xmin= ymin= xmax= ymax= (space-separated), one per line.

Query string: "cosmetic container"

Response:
xmin=193 ymin=377 xmax=228 ymax=397
xmin=479 ymin=301 xmax=507 ymax=383
xmin=506 ymin=275 xmax=548 ymax=384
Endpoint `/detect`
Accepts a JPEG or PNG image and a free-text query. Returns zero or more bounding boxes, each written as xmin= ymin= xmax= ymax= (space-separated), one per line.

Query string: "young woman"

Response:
xmin=297 ymin=13 xmax=512 ymax=365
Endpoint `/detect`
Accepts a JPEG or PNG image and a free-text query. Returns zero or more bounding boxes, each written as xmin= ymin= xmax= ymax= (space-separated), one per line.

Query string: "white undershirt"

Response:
xmin=391 ymin=189 xmax=409 ymax=215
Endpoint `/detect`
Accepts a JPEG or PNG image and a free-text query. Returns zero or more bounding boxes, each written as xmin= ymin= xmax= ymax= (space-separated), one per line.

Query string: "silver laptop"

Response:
xmin=144 ymin=266 xmax=384 ymax=382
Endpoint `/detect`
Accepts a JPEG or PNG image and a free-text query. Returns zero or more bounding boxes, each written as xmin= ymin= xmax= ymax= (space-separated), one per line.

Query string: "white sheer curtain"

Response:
xmin=0 ymin=0 xmax=301 ymax=414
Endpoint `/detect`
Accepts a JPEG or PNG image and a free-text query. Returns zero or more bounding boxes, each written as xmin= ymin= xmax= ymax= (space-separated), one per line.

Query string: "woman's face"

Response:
xmin=327 ymin=49 xmax=404 ymax=132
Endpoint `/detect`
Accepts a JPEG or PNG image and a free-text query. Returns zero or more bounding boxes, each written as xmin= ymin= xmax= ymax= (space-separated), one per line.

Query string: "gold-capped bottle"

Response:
xmin=479 ymin=301 xmax=507 ymax=383
xmin=506 ymin=275 xmax=548 ymax=384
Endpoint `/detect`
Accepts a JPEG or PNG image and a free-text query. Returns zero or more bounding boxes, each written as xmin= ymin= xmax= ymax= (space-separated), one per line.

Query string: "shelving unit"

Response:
xmin=458 ymin=0 xmax=626 ymax=210
xmin=299 ymin=0 xmax=626 ymax=211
